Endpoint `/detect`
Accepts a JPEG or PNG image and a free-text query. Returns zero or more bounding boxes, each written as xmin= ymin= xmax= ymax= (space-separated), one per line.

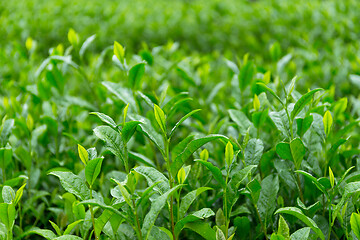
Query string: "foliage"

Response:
xmin=1 ymin=1 xmax=360 ymax=239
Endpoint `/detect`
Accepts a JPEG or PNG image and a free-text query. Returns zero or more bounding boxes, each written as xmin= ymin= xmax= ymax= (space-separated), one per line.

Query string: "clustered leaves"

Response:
xmin=1 ymin=13 xmax=360 ymax=240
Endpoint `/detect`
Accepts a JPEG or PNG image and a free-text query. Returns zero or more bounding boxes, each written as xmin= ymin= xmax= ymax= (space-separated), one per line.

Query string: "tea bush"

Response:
xmin=1 ymin=0 xmax=360 ymax=239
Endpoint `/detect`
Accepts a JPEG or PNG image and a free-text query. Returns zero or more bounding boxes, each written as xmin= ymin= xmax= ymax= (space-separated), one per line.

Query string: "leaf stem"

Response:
xmin=327 ymin=198 xmax=332 ymax=240
xmin=254 ymin=203 xmax=268 ymax=240
xmin=296 ymin=172 xmax=305 ymax=203
xmin=132 ymin=199 xmax=143 ymax=240
xmin=164 ymin=136 xmax=176 ymax=240
xmin=224 ymin=171 xmax=230 ymax=239
xmin=89 ymin=186 xmax=98 ymax=240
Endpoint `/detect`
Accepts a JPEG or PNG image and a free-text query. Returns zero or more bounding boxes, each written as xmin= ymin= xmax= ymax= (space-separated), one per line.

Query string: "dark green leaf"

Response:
xmin=170 ymin=134 xmax=228 ymax=177
xmin=129 ymin=62 xmax=145 ymax=89
xmin=291 ymin=88 xmax=322 ymax=120
xmin=244 ymin=139 xmax=264 ymax=166
xmin=90 ymin=112 xmax=117 ymax=129
xmin=228 ymin=109 xmax=252 ymax=135
xmin=134 ymin=166 xmax=170 ymax=194
xmin=179 ymin=187 xmax=212 ymax=219
xmin=142 ymin=185 xmax=182 ymax=240
xmin=275 ymin=207 xmax=324 ymax=240
xmin=85 ymin=158 xmax=103 ymax=186
xmin=196 ymin=160 xmax=226 ymax=188
xmin=49 ymin=171 xmax=90 ymax=200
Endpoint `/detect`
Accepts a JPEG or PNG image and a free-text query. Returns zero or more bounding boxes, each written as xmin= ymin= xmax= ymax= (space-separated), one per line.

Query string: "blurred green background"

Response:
xmin=1 ymin=0 xmax=360 ymax=93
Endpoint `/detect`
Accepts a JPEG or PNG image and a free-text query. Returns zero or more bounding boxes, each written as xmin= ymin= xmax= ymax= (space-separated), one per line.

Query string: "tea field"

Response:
xmin=2 ymin=0 xmax=360 ymax=239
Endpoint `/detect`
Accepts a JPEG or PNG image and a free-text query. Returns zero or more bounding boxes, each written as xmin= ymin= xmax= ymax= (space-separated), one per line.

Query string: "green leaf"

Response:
xmin=228 ymin=109 xmax=252 ymax=135
xmin=258 ymin=175 xmax=279 ymax=224
xmin=234 ymin=216 xmax=250 ymax=239
xmin=114 ymin=41 xmax=125 ymax=63
xmin=90 ymin=112 xmax=117 ymax=129
xmin=2 ymin=186 xmax=15 ymax=204
xmin=79 ymin=34 xmax=96 ymax=59
xmin=200 ymin=149 xmax=209 ymax=161
xmin=0 ymin=146 xmax=12 ymax=170
xmin=176 ymin=67 xmax=196 ymax=86
xmin=225 ymin=141 xmax=234 ymax=167
xmin=49 ymin=220 xmax=62 ymax=236
xmin=128 ymin=151 xmax=155 ymax=167
xmin=228 ymin=165 xmax=257 ymax=191
xmin=53 ymin=235 xmax=83 ymax=240
xmin=329 ymin=167 xmax=335 ymax=188
xmin=63 ymin=220 xmax=84 ymax=235
xmin=134 ymin=166 xmax=170 ymax=194
xmin=122 ymin=121 xmax=142 ymax=143
xmin=296 ymin=115 xmax=313 ymax=137
xmin=172 ymin=135 xmax=195 ymax=160
xmin=77 ymin=199 xmax=130 ymax=222
xmin=19 ymin=227 xmax=57 ymax=240
xmin=68 ymin=28 xmax=79 ymax=46
xmin=149 ymin=226 xmax=172 ymax=240
xmin=351 ymin=212 xmax=360 ymax=240
xmin=183 ymin=221 xmax=216 ymax=240
xmin=72 ymin=201 xmax=85 ymax=220
xmin=216 ymin=227 xmax=226 ymax=240
xmin=323 ymin=111 xmax=333 ymax=137
xmin=102 ymin=81 xmax=136 ymax=109
xmin=333 ymin=181 xmax=360 ymax=222
xmin=169 ymin=109 xmax=201 ymax=138
xmin=336 ymin=166 xmax=354 ymax=188
xmin=278 ymin=215 xmax=290 ymax=238
xmin=276 ymin=138 xmax=305 ymax=169
xmin=247 ymin=178 xmax=261 ymax=203
xmin=291 ymin=88 xmax=322 ymax=120
xmin=129 ymin=114 xmax=165 ymax=154
xmin=49 ymin=171 xmax=90 ymax=200
xmin=85 ymin=158 xmax=103 ymax=186
xmin=256 ymin=82 xmax=284 ymax=105
xmin=163 ymin=92 xmax=189 ymax=114
xmin=95 ymin=209 xmax=114 ymax=237
xmin=286 ymin=76 xmax=297 ymax=97
xmin=177 ymin=167 xmax=186 ymax=184
xmin=253 ymin=94 xmax=260 ymax=111
xmin=14 ymin=183 xmax=26 ymax=205
xmin=290 ymin=227 xmax=310 ymax=240
xmin=35 ymin=56 xmax=80 ymax=78
xmin=129 ymin=63 xmax=145 ymax=89
xmin=276 ymin=142 xmax=292 ymax=161
xmin=270 ymin=233 xmax=286 ymax=240
xmin=195 ymin=160 xmax=226 ymax=189
xmin=269 ymin=110 xmax=291 ymax=139
xmin=93 ymin=126 xmax=127 ymax=171
xmin=350 ymin=74 xmax=360 ymax=89
xmin=295 ymin=170 xmax=327 ymax=197
xmin=142 ymin=185 xmax=182 ymax=240
xmin=112 ymin=178 xmax=132 ymax=207
xmin=154 ymin=104 xmax=166 ymax=134
xmin=77 ymin=144 xmax=88 ymax=165
xmin=170 ymin=134 xmax=228 ymax=177
xmin=0 ymin=203 xmax=15 ymax=231
xmin=123 ymin=104 xmax=130 ymax=125
xmin=238 ymin=60 xmax=254 ymax=91
xmin=215 ymin=208 xmax=226 ymax=226
xmin=244 ymin=138 xmax=264 ymax=166
xmin=175 ymin=208 xmax=215 ymax=237
xmin=274 ymin=207 xmax=324 ymax=240
xmin=179 ymin=187 xmax=212 ymax=219
xmin=0 ymin=119 xmax=14 ymax=147
xmin=290 ymin=138 xmax=305 ymax=169
xmin=137 ymin=181 xmax=162 ymax=208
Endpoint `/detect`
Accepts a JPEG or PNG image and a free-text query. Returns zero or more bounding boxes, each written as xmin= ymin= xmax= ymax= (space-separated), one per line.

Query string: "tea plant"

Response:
xmin=2 ymin=7 xmax=360 ymax=238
